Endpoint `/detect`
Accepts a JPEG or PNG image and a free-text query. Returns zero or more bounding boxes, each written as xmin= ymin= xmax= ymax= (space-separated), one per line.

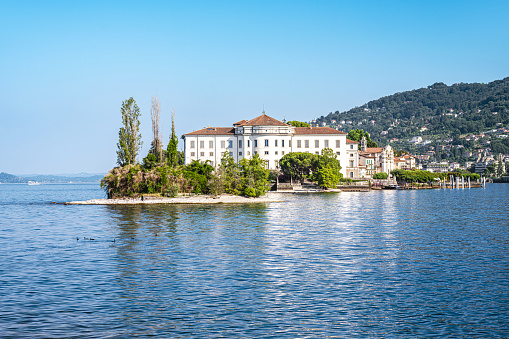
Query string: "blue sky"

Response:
xmin=1 ymin=0 xmax=508 ymax=174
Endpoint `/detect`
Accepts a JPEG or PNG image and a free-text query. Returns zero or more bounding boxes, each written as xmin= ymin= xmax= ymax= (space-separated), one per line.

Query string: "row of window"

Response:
xmin=189 ymin=150 xmax=345 ymax=158
xmin=189 ymin=139 xmax=343 ymax=149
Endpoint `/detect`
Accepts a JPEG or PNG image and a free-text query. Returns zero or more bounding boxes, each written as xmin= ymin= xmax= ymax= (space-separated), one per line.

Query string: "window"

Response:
xmin=264 ymin=151 xmax=269 ymax=155
xmin=209 ymin=152 xmax=213 ymax=156
xmin=274 ymin=160 xmax=279 ymax=168
xmin=200 ymin=152 xmax=205 ymax=157
xmin=282 ymin=140 xmax=285 ymax=147
xmin=239 ymin=140 xmax=242 ymax=148
xmin=315 ymin=140 xmax=319 ymax=148
xmin=254 ymin=151 xmax=258 ymax=155
xmin=254 ymin=140 xmax=258 ymax=147
xmin=200 ymin=141 xmax=204 ymax=149
xmin=315 ymin=151 xmax=319 ymax=154
xmin=350 ymin=172 xmax=354 ymax=178
xmin=228 ymin=140 xmax=233 ymax=148
xmin=275 ymin=140 xmax=278 ymax=147
xmin=336 ymin=152 xmax=340 ymax=155
xmin=336 ymin=140 xmax=340 ymax=148
xmin=229 ymin=152 xmax=233 ymax=156
xmin=275 ymin=151 xmax=278 ymax=155
xmin=247 ymin=140 xmax=250 ymax=147
xmin=350 ymin=153 xmax=354 ymax=157
xmin=282 ymin=151 xmax=285 ymax=155
xmin=305 ymin=140 xmax=309 ymax=148
xmin=289 ymin=140 xmax=292 ymax=148
xmin=190 ymin=141 xmax=195 ymax=148
xmin=325 ymin=140 xmax=329 ymax=148
xmin=297 ymin=140 xmax=302 ymax=148
xmin=209 ymin=141 xmax=213 ymax=148
xmin=221 ymin=141 xmax=225 ymax=148
xmin=239 ymin=151 xmax=243 ymax=156
xmin=350 ymin=160 xmax=354 ymax=167
xmin=350 ymin=144 xmax=354 ymax=149
xmin=265 ymin=139 xmax=269 ymax=147
xmin=191 ymin=152 xmax=195 ymax=156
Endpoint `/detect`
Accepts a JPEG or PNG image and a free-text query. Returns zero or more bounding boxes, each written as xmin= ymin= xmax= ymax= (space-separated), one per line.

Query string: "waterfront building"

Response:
xmin=183 ymin=113 xmax=353 ymax=176
xmin=358 ymin=137 xmax=394 ymax=176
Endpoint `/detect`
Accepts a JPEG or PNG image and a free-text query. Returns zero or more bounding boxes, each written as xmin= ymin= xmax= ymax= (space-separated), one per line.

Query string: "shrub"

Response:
xmin=373 ymin=172 xmax=388 ymax=179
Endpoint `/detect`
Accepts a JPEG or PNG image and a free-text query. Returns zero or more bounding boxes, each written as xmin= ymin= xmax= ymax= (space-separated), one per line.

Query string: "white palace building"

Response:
xmin=183 ymin=113 xmax=360 ymax=178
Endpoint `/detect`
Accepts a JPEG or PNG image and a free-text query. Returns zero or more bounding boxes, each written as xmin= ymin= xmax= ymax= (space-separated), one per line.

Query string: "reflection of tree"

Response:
xmin=102 ymin=203 xmax=270 ymax=335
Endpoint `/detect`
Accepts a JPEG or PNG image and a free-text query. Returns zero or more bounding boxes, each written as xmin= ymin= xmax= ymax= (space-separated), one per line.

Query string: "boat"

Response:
xmin=28 ymin=181 xmax=41 ymax=185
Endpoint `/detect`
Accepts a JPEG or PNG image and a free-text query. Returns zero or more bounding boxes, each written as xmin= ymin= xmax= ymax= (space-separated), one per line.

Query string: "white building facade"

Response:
xmin=183 ymin=113 xmax=354 ymax=177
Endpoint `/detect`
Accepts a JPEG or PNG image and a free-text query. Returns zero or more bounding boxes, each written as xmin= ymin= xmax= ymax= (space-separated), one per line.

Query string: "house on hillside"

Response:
xmin=394 ymin=155 xmax=416 ymax=170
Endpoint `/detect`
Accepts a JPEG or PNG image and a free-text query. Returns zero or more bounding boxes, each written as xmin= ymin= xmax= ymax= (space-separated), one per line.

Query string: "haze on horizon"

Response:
xmin=1 ymin=0 xmax=508 ymax=175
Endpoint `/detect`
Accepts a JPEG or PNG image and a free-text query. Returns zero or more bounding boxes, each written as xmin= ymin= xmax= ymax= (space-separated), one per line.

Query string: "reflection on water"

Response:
xmin=0 ymin=184 xmax=508 ymax=338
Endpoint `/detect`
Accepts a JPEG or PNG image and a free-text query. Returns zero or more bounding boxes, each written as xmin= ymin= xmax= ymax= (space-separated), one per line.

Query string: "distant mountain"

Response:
xmin=0 ymin=172 xmax=105 ymax=183
xmin=315 ymin=77 xmax=509 ymax=161
xmin=0 ymin=172 xmax=28 ymax=183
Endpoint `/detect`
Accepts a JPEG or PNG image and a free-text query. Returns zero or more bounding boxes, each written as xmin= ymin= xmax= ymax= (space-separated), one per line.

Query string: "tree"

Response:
xmin=347 ymin=129 xmax=377 ymax=148
xmin=496 ymin=156 xmax=505 ymax=177
xmin=287 ymin=120 xmax=310 ymax=127
xmin=117 ymin=97 xmax=142 ymax=167
xmin=218 ymin=152 xmax=241 ymax=195
xmin=149 ymin=96 xmax=163 ymax=162
xmin=279 ymin=152 xmax=319 ymax=182
xmin=167 ymin=108 xmax=179 ymax=167
xmin=373 ymin=172 xmax=388 ymax=179
xmin=239 ymin=154 xmax=270 ymax=196
xmin=312 ymin=148 xmax=343 ymax=188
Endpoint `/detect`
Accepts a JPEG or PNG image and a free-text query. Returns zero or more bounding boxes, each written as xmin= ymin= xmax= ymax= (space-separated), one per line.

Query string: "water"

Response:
xmin=0 ymin=184 xmax=508 ymax=338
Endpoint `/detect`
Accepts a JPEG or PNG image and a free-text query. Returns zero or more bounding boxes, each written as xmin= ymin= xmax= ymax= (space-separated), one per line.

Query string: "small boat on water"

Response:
xmin=28 ymin=181 xmax=41 ymax=185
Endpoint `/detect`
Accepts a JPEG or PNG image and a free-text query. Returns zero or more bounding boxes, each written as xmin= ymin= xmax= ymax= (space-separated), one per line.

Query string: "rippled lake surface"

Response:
xmin=1 ymin=183 xmax=508 ymax=338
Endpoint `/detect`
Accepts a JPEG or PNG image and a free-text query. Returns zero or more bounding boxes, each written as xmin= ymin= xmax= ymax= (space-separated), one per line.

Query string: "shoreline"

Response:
xmin=66 ymin=193 xmax=285 ymax=205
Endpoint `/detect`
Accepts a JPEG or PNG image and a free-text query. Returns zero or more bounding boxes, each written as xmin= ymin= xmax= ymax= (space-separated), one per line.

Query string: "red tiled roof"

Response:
xmin=233 ymin=119 xmax=249 ymax=126
xmin=294 ymin=127 xmax=347 ymax=135
xmin=242 ymin=114 xmax=288 ymax=126
xmin=184 ymin=127 xmax=235 ymax=136
xmin=346 ymin=139 xmax=359 ymax=143
xmin=360 ymin=147 xmax=384 ymax=155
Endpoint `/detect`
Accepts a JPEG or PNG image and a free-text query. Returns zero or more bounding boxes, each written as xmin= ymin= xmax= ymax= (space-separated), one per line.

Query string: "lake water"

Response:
xmin=0 ymin=184 xmax=508 ymax=338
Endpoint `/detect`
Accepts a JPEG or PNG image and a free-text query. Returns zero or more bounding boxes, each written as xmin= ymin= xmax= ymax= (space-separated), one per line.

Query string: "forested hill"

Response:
xmin=315 ymin=77 xmax=509 ymax=156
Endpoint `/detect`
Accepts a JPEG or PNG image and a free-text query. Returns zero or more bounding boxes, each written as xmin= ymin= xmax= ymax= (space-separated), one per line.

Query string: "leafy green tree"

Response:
xmin=218 ymin=152 xmax=241 ymax=194
xmin=183 ymin=160 xmax=214 ymax=194
xmin=167 ymin=109 xmax=179 ymax=167
xmin=312 ymin=148 xmax=342 ymax=188
xmin=117 ymin=97 xmax=142 ymax=166
xmin=287 ymin=120 xmax=310 ymax=127
xmin=239 ymin=154 xmax=270 ymax=196
xmin=279 ymin=152 xmax=319 ymax=182
xmin=373 ymin=172 xmax=388 ymax=179
xmin=347 ymin=129 xmax=377 ymax=148
xmin=496 ymin=157 xmax=505 ymax=177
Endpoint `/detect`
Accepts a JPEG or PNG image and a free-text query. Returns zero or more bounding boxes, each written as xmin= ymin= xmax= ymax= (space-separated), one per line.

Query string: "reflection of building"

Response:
xmin=183 ymin=113 xmax=353 ymax=176
xmin=358 ymin=137 xmax=394 ymax=177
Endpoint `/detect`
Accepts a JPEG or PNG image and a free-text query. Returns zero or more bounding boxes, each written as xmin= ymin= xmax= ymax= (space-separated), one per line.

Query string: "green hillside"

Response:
xmin=0 ymin=172 xmax=27 ymax=183
xmin=315 ymin=77 xmax=509 ymax=161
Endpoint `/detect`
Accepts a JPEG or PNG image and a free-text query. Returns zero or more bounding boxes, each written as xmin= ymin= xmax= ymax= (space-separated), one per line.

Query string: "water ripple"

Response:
xmin=0 ymin=184 xmax=508 ymax=338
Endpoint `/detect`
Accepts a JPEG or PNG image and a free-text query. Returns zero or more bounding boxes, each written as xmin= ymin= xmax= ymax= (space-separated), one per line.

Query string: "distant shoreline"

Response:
xmin=66 ymin=193 xmax=284 ymax=205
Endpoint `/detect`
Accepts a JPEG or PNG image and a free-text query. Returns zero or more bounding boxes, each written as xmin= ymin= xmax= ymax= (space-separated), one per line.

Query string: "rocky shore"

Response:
xmin=66 ymin=193 xmax=284 ymax=205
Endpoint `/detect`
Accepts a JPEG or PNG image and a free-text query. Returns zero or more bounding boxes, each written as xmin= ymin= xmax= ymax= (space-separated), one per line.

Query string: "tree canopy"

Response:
xmin=287 ymin=120 xmax=310 ymax=127
xmin=279 ymin=149 xmax=342 ymax=188
xmin=347 ymin=129 xmax=377 ymax=148
xmin=117 ymin=97 xmax=142 ymax=167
